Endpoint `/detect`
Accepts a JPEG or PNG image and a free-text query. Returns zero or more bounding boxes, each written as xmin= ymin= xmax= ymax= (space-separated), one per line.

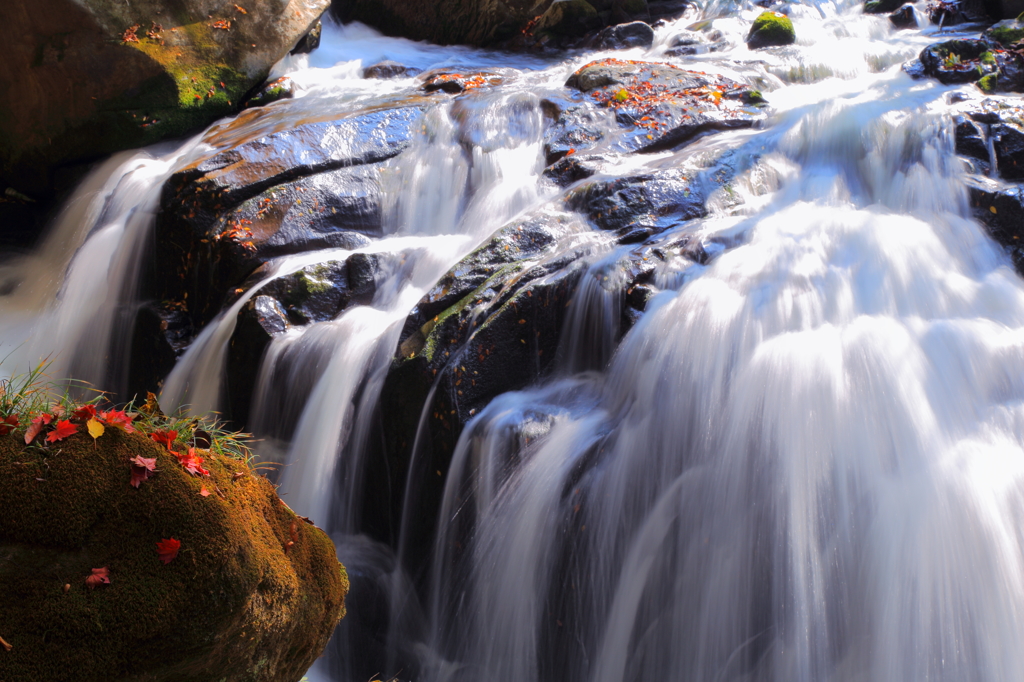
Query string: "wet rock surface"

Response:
xmin=364 ymin=61 xmax=422 ymax=79
xmin=958 ymin=99 xmax=1024 ymax=273
xmin=558 ymin=59 xmax=766 ymax=155
xmin=153 ymin=98 xmax=423 ymax=332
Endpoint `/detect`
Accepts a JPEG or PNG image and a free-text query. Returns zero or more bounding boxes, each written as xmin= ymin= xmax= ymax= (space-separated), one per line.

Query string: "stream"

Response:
xmin=3 ymin=1 xmax=1024 ymax=681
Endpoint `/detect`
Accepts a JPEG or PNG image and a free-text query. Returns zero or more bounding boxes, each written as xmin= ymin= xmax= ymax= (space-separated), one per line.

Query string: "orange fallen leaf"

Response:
xmin=199 ymin=486 xmax=211 ymax=497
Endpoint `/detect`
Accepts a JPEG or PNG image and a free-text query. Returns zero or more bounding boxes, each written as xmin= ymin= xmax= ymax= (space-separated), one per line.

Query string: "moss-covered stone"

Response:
xmin=746 ymin=11 xmax=795 ymax=50
xmin=0 ymin=427 xmax=347 ymax=682
xmin=984 ymin=19 xmax=1024 ymax=46
xmin=536 ymin=0 xmax=601 ymax=36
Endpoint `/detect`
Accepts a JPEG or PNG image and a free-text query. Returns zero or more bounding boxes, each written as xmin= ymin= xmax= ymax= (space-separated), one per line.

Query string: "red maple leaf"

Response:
xmin=199 ymin=486 xmax=211 ymax=497
xmin=46 ymin=419 xmax=77 ymax=443
xmin=129 ymin=455 xmax=158 ymax=488
xmin=0 ymin=414 xmax=18 ymax=436
xmin=156 ymin=538 xmax=180 ymax=564
xmin=150 ymin=429 xmax=178 ymax=451
xmin=175 ymin=447 xmax=210 ymax=477
xmin=100 ymin=409 xmax=135 ymax=433
xmin=85 ymin=567 xmax=111 ymax=589
xmin=24 ymin=413 xmax=53 ymax=444
xmin=72 ymin=405 xmax=97 ymax=421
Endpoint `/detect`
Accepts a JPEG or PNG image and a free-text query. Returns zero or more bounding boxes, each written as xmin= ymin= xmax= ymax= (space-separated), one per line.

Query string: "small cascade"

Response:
xmin=3 ymin=5 xmax=1024 ymax=682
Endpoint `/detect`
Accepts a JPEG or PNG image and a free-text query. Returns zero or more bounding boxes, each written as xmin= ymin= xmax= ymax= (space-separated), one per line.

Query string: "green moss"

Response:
xmin=985 ymin=21 xmax=1024 ymax=47
xmin=747 ymin=11 xmax=795 ymax=49
xmin=0 ymin=427 xmax=347 ymax=681
xmin=981 ymin=51 xmax=996 ymax=65
xmin=979 ymin=73 xmax=998 ymax=92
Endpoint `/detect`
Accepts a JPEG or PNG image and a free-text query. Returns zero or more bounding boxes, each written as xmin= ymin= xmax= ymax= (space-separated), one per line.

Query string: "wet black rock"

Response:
xmin=955 ymin=114 xmax=990 ymax=166
xmin=583 ymin=21 xmax=656 ymax=49
xmin=372 ymin=205 xmax=703 ymax=559
xmin=918 ymin=39 xmax=998 ymax=84
xmin=226 ymin=295 xmax=291 ymax=427
xmin=889 ymin=4 xmax=918 ymax=28
xmin=991 ymin=121 xmax=1024 ymax=179
xmin=154 ymin=98 xmax=423 ymax=331
xmin=542 ymin=93 xmax=610 ymax=164
xmin=565 ymin=167 xmax=706 ymax=235
xmin=363 ymin=61 xmax=422 ymax=79
xmin=563 ymin=59 xmax=767 ymax=154
xmin=966 ymin=175 xmax=1024 ymax=272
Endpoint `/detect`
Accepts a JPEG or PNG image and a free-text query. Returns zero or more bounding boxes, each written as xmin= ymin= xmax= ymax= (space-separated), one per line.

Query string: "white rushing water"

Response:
xmin=3 ymin=2 xmax=1024 ymax=681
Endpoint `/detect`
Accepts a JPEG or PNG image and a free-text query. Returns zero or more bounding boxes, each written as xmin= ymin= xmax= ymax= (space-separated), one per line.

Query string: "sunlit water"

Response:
xmin=2 ymin=3 xmax=1023 ymax=681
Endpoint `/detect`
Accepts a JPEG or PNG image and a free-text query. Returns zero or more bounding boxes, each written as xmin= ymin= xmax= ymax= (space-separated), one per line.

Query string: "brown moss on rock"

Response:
xmin=0 ymin=427 xmax=347 ymax=682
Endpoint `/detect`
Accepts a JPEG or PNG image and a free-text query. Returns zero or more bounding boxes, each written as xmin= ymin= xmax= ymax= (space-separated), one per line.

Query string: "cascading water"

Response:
xmin=4 ymin=3 xmax=1024 ymax=682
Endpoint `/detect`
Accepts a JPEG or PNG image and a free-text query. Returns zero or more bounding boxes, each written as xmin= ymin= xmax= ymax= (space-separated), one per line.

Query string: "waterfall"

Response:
xmin=4 ymin=5 xmax=1024 ymax=682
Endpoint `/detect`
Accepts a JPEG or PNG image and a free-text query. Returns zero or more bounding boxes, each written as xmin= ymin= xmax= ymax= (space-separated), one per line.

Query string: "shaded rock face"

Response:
xmin=889 ymin=5 xmax=918 ymax=29
xmin=331 ymin=0 xmax=664 ymax=47
xmin=331 ymin=0 xmax=547 ymax=45
xmin=583 ymin=21 xmax=657 ymax=49
xmin=0 ymin=427 xmax=347 ymax=682
xmin=0 ymin=0 xmax=329 ymax=200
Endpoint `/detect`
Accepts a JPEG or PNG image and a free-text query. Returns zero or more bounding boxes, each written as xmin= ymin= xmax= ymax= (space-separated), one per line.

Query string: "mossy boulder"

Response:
xmin=984 ymin=18 xmax=1024 ymax=46
xmin=0 ymin=0 xmax=329 ymax=200
xmin=0 ymin=426 xmax=347 ymax=682
xmin=746 ymin=11 xmax=796 ymax=50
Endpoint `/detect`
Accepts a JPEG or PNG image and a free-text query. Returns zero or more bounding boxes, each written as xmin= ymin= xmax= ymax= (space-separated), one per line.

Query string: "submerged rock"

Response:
xmin=0 ymin=426 xmax=347 ymax=682
xmin=582 ymin=21 xmax=657 ymax=49
xmin=0 ymin=0 xmax=329 ymax=200
xmin=746 ymin=11 xmax=795 ymax=49
xmin=363 ymin=61 xmax=422 ymax=79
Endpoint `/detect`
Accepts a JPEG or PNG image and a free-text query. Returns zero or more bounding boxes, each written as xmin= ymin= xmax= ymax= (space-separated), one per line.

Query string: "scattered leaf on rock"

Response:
xmin=176 ymin=447 xmax=210 ymax=476
xmin=0 ymin=415 xmax=18 ymax=436
xmin=85 ymin=567 xmax=110 ymax=589
xmin=156 ymin=538 xmax=180 ymax=564
xmin=87 ymin=417 xmax=105 ymax=442
xmin=151 ymin=429 xmax=177 ymax=451
xmin=129 ymin=455 xmax=158 ymax=488
xmin=25 ymin=413 xmax=52 ymax=444
xmin=46 ymin=419 xmax=77 ymax=443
